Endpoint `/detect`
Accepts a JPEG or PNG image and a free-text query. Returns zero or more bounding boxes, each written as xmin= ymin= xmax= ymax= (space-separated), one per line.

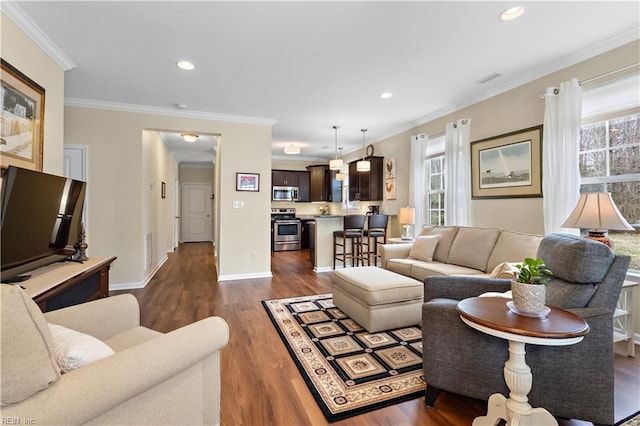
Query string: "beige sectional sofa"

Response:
xmin=380 ymin=226 xmax=543 ymax=282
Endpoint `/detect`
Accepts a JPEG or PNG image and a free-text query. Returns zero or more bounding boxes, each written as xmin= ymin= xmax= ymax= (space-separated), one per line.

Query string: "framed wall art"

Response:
xmin=1 ymin=59 xmax=45 ymax=171
xmin=470 ymin=125 xmax=543 ymax=199
xmin=236 ymin=172 xmax=260 ymax=192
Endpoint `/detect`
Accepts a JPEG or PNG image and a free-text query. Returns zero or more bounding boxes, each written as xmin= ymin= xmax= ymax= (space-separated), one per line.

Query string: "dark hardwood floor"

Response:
xmin=115 ymin=243 xmax=640 ymax=426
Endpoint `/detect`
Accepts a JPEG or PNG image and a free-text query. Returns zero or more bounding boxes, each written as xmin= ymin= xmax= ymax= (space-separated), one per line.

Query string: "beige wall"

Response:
xmin=364 ymin=40 xmax=640 ymax=235
xmin=64 ymin=106 xmax=273 ymax=285
xmin=0 ymin=13 xmax=65 ymax=174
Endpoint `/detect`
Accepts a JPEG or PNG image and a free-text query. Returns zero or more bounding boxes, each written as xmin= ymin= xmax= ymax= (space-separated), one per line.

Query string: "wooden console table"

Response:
xmin=457 ymin=297 xmax=589 ymax=426
xmin=20 ymin=257 xmax=117 ymax=312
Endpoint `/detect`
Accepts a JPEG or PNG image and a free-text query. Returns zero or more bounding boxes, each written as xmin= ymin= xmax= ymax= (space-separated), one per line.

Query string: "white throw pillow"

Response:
xmin=408 ymin=235 xmax=441 ymax=262
xmin=47 ymin=323 xmax=115 ymax=373
xmin=489 ymin=262 xmax=519 ymax=279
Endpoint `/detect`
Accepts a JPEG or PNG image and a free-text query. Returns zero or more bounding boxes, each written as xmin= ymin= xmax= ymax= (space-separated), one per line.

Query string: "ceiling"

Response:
xmin=7 ymin=1 xmax=640 ymax=164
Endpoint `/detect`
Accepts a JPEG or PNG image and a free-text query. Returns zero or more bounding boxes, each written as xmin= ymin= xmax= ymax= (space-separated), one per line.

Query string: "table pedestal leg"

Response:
xmin=473 ymin=340 xmax=557 ymax=426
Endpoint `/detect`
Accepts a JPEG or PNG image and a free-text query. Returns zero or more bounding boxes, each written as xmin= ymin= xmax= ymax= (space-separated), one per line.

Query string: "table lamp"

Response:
xmin=398 ymin=207 xmax=415 ymax=240
xmin=561 ymin=192 xmax=634 ymax=248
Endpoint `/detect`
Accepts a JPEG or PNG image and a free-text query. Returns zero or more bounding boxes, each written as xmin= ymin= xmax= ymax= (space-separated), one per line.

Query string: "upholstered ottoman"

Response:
xmin=331 ymin=266 xmax=423 ymax=333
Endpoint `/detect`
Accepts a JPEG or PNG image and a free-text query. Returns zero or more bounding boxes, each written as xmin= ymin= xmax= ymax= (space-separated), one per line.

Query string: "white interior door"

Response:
xmin=63 ymin=145 xmax=88 ymax=227
xmin=173 ymin=180 xmax=180 ymax=249
xmin=181 ymin=183 xmax=212 ymax=242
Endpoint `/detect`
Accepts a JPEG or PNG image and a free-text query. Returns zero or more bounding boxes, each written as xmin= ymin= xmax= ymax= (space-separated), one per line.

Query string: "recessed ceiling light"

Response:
xmin=499 ymin=6 xmax=525 ymax=21
xmin=177 ymin=60 xmax=195 ymax=70
xmin=379 ymin=92 xmax=393 ymax=99
xmin=176 ymin=103 xmax=188 ymax=109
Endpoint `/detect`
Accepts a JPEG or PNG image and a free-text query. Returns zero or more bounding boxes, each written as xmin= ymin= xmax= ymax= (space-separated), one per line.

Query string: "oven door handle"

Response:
xmin=275 ymin=220 xmax=301 ymax=225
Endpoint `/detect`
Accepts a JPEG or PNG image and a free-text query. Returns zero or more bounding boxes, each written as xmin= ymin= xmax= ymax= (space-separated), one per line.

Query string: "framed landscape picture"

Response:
xmin=1 ymin=59 xmax=45 ymax=171
xmin=470 ymin=125 xmax=543 ymax=199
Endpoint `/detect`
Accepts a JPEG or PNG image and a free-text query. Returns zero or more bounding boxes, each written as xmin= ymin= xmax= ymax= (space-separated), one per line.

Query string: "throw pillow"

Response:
xmin=409 ymin=235 xmax=441 ymax=262
xmin=48 ymin=323 xmax=115 ymax=373
xmin=489 ymin=262 xmax=519 ymax=279
xmin=1 ymin=284 xmax=60 ymax=406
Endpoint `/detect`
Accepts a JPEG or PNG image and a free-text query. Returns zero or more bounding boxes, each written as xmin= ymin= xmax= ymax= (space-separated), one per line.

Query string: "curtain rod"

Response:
xmin=539 ymin=62 xmax=640 ymax=98
xmin=579 ymin=62 xmax=640 ymax=85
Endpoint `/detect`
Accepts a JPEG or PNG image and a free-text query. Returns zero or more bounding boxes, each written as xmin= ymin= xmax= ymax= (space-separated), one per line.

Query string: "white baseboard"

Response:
xmin=314 ymin=266 xmax=334 ymax=273
xmin=109 ymin=255 xmax=168 ymax=291
xmin=217 ymin=271 xmax=272 ymax=281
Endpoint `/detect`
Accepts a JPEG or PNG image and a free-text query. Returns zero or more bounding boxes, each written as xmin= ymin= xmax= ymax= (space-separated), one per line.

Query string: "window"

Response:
xmin=580 ymin=111 xmax=639 ymax=272
xmin=424 ymin=135 xmax=445 ymax=226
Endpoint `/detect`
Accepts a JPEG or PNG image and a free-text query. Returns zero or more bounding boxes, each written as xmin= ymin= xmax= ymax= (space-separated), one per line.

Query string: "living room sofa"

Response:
xmin=380 ymin=226 xmax=543 ymax=281
xmin=0 ymin=285 xmax=229 ymax=425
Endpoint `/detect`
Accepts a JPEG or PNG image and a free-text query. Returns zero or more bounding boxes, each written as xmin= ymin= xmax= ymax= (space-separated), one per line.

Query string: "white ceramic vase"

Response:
xmin=511 ymin=280 xmax=546 ymax=313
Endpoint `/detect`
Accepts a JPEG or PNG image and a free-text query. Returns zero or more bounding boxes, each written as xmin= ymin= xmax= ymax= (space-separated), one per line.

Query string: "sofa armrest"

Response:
xmin=44 ymin=294 xmax=140 ymax=340
xmin=3 ymin=316 xmax=230 ymax=425
xmin=379 ymin=243 xmax=412 ymax=269
xmin=424 ymin=276 xmax=512 ymax=302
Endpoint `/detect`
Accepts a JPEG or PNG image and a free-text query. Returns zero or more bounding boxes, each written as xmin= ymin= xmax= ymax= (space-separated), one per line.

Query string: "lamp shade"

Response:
xmin=562 ymin=192 xmax=633 ymax=231
xmin=329 ymin=158 xmax=343 ymax=170
xmin=398 ymin=207 xmax=415 ymax=225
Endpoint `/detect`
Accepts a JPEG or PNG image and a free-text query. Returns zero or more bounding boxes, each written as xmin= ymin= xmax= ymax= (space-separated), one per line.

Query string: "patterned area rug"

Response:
xmin=262 ymin=293 xmax=425 ymax=422
xmin=618 ymin=412 xmax=640 ymax=426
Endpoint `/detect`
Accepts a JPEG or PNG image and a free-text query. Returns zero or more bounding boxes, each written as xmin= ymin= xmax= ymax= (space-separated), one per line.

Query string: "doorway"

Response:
xmin=181 ymin=182 xmax=212 ymax=242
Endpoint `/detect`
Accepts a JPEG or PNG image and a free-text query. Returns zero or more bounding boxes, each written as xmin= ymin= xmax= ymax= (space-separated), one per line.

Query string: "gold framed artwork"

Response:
xmin=470 ymin=125 xmax=543 ymax=199
xmin=1 ymin=59 xmax=45 ymax=171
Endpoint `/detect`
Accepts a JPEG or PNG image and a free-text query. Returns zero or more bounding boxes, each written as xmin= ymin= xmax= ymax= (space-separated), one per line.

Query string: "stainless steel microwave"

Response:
xmin=272 ymin=186 xmax=299 ymax=201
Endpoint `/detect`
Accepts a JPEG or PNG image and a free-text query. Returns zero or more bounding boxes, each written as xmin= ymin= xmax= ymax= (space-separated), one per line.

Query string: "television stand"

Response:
xmin=19 ymin=257 xmax=117 ymax=312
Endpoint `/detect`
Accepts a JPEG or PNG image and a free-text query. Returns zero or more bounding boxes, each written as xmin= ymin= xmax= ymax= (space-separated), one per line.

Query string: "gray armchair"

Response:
xmin=422 ymin=233 xmax=630 ymax=426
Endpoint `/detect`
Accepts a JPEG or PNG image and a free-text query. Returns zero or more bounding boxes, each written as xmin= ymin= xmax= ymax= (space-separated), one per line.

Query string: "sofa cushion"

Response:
xmin=409 ymin=235 xmax=441 ymax=262
xmin=1 ymin=284 xmax=60 ymax=405
xmin=48 ymin=323 xmax=115 ymax=373
xmin=447 ymin=227 xmax=501 ymax=271
xmin=486 ymin=230 xmax=543 ymax=272
xmin=385 ymin=258 xmax=419 ymax=278
xmin=411 ymin=261 xmax=485 ymax=281
xmin=537 ymin=233 xmax=614 ymax=283
xmin=420 ymin=226 xmax=459 ymax=263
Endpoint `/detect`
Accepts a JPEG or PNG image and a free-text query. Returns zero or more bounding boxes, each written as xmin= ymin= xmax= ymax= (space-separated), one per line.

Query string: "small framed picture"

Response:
xmin=236 ymin=172 xmax=260 ymax=192
xmin=161 ymin=181 xmax=166 ymax=198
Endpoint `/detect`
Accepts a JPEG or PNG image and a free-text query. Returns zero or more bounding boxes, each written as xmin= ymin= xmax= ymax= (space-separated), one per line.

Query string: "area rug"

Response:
xmin=618 ymin=412 xmax=640 ymax=426
xmin=262 ymin=293 xmax=425 ymax=422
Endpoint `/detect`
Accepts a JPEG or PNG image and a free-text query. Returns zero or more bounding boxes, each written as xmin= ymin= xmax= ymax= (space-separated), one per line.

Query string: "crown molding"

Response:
xmin=64 ymin=97 xmax=277 ymax=126
xmin=413 ymin=26 xmax=640 ymax=128
xmin=2 ymin=2 xmax=75 ymax=71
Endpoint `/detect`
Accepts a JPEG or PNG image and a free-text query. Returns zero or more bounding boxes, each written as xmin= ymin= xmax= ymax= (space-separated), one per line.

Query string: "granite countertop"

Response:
xmin=296 ymin=214 xmax=343 ymax=220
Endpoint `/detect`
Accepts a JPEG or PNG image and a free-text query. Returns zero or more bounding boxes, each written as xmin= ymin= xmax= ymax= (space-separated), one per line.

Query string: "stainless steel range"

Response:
xmin=271 ymin=208 xmax=301 ymax=251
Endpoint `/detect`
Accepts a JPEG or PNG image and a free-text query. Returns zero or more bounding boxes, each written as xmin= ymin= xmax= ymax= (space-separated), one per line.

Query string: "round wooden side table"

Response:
xmin=457 ymin=297 xmax=590 ymax=426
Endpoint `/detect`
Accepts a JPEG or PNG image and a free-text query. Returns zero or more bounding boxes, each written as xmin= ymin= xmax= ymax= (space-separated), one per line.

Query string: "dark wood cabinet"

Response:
xmin=306 ymin=165 xmax=342 ymax=202
xmin=348 ymin=156 xmax=384 ymax=201
xmin=271 ymin=170 xmax=310 ymax=202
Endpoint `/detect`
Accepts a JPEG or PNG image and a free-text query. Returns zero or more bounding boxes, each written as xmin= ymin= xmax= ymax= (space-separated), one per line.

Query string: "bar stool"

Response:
xmin=333 ymin=215 xmax=366 ymax=269
xmin=362 ymin=214 xmax=388 ymax=266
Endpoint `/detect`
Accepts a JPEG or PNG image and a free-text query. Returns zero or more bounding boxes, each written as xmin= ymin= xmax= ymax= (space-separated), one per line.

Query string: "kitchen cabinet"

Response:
xmin=300 ymin=219 xmax=314 ymax=249
xmin=306 ymin=165 xmax=342 ymax=202
xmin=271 ymin=170 xmax=310 ymax=202
xmin=348 ymin=156 xmax=384 ymax=201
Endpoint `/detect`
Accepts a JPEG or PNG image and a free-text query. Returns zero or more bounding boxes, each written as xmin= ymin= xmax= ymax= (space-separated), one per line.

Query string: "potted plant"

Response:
xmin=511 ymin=258 xmax=553 ymax=315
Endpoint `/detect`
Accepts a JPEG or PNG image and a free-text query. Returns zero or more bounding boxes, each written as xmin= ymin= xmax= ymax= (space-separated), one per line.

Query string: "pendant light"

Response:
xmin=329 ymin=125 xmax=343 ymax=170
xmin=335 ymin=148 xmax=345 ymax=181
xmin=357 ymin=128 xmax=370 ymax=172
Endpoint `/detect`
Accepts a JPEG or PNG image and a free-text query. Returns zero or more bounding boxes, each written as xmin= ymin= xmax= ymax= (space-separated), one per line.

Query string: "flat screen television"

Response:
xmin=1 ymin=166 xmax=86 ymax=282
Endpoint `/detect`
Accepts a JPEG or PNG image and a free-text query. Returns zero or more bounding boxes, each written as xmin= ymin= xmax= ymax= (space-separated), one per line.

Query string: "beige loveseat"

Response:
xmin=0 ymin=285 xmax=229 ymax=425
xmin=380 ymin=226 xmax=543 ymax=282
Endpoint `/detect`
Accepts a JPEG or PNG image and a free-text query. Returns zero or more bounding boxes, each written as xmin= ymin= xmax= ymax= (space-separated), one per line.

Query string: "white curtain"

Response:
xmin=542 ymin=78 xmax=582 ymax=234
xmin=409 ymin=134 xmax=426 ymax=236
xmin=444 ymin=119 xmax=471 ymax=226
